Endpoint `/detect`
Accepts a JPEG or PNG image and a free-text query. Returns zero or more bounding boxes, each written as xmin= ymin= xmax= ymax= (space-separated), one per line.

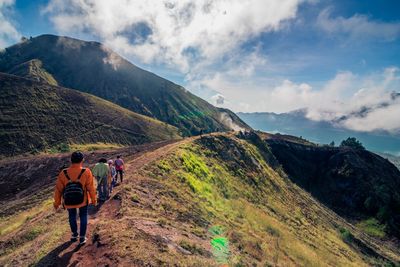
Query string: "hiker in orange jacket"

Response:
xmin=54 ymin=151 xmax=97 ymax=245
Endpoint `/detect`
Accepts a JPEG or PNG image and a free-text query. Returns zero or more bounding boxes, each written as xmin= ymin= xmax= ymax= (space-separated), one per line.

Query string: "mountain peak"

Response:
xmin=0 ymin=35 xmax=249 ymax=136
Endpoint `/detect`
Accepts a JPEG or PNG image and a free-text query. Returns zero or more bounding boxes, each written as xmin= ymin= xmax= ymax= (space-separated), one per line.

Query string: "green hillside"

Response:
xmin=0 ymin=35 xmax=249 ymax=136
xmin=0 ymin=72 xmax=181 ymax=157
xmin=1 ymin=133 xmax=399 ymax=266
xmin=264 ymin=134 xmax=400 ymax=239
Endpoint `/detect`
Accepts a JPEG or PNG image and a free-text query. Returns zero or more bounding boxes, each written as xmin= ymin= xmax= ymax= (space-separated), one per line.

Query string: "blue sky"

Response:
xmin=1 ymin=0 xmax=400 ymax=133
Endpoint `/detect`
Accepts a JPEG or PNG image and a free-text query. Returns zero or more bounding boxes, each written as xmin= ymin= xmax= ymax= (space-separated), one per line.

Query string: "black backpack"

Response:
xmin=63 ymin=168 xmax=86 ymax=206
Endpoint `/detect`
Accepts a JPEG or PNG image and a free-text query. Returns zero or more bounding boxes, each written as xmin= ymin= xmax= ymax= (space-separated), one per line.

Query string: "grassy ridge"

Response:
xmin=7 ymin=59 xmax=58 ymax=86
xmin=113 ymin=135 xmax=399 ymax=265
xmin=0 ymin=134 xmax=399 ymax=266
xmin=0 ymin=72 xmax=181 ymax=156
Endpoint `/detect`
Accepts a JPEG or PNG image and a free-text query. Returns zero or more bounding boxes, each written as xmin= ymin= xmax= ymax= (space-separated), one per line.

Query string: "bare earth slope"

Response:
xmin=1 ymin=133 xmax=399 ymax=266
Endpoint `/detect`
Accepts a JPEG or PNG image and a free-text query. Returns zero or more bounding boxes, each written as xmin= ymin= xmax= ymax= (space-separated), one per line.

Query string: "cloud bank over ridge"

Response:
xmin=44 ymin=0 xmax=304 ymax=71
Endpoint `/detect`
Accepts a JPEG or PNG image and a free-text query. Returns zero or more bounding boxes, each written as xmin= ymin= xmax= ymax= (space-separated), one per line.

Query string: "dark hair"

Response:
xmin=71 ymin=151 xmax=84 ymax=163
xmin=117 ymin=155 xmax=121 ymax=159
xmin=99 ymin=158 xmax=107 ymax=163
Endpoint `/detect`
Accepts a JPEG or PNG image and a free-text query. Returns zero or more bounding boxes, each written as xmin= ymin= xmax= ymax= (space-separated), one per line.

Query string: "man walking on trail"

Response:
xmin=92 ymin=158 xmax=110 ymax=201
xmin=114 ymin=155 xmax=124 ymax=183
xmin=54 ymin=151 xmax=97 ymax=246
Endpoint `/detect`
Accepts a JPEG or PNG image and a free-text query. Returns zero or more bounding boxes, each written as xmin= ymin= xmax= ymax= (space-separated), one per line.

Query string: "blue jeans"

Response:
xmin=67 ymin=205 xmax=88 ymax=239
xmin=96 ymin=176 xmax=108 ymax=200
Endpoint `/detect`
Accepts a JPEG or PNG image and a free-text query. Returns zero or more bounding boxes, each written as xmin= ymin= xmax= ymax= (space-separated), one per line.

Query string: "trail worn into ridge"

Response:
xmin=40 ymin=136 xmax=198 ymax=267
xmin=4 ymin=132 xmax=399 ymax=266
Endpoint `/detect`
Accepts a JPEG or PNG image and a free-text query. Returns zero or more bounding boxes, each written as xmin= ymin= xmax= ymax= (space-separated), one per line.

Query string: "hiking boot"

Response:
xmin=71 ymin=234 xmax=78 ymax=242
xmin=79 ymin=237 xmax=87 ymax=245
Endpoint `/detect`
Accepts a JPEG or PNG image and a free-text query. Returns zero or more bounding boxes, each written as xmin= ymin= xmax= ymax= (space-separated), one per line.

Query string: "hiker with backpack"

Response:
xmin=53 ymin=151 xmax=97 ymax=245
xmin=108 ymin=159 xmax=116 ymax=195
xmin=92 ymin=158 xmax=111 ymax=201
xmin=114 ymin=155 xmax=124 ymax=183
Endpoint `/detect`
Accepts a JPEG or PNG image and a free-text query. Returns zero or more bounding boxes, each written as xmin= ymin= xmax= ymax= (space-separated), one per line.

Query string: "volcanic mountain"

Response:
xmin=0 ymin=35 xmax=249 ymax=136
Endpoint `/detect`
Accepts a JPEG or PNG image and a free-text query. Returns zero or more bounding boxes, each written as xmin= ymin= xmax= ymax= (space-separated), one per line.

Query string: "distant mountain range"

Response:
xmin=237 ymin=111 xmax=400 ymax=155
xmin=0 ymin=35 xmax=248 ymax=137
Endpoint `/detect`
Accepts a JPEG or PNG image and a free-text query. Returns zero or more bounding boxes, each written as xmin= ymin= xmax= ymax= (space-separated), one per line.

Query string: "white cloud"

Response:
xmin=101 ymin=45 xmax=125 ymax=71
xmin=211 ymin=93 xmax=225 ymax=106
xmin=44 ymin=0 xmax=305 ymax=71
xmin=341 ymin=102 xmax=400 ymax=133
xmin=0 ymin=0 xmax=21 ymax=48
xmin=193 ymin=67 xmax=400 ymax=133
xmin=317 ymin=8 xmax=400 ymax=42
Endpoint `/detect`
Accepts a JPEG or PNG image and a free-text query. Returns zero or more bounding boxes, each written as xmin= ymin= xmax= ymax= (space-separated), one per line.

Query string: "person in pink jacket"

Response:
xmin=114 ymin=155 xmax=124 ymax=183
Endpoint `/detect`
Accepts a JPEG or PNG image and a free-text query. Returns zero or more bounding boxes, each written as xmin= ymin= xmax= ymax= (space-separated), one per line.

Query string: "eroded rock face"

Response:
xmin=266 ymin=138 xmax=400 ymax=237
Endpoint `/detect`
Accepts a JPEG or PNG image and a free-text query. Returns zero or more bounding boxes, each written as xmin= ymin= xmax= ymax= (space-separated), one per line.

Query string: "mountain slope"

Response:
xmin=0 ymin=35 xmax=249 ymax=136
xmin=1 ymin=134 xmax=399 ymax=266
xmin=237 ymin=111 xmax=400 ymax=154
xmin=379 ymin=153 xmax=400 ymax=171
xmin=264 ymin=134 xmax=400 ymax=238
xmin=0 ymin=72 xmax=180 ymax=157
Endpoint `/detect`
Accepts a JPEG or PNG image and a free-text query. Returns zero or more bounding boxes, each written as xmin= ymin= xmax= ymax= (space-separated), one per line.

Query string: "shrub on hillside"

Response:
xmin=340 ymin=137 xmax=365 ymax=150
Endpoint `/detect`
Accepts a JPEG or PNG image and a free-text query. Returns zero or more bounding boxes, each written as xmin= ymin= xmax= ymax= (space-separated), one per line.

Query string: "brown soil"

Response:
xmin=0 ymin=140 xmax=176 ymax=216
xmin=34 ymin=137 xmax=198 ymax=267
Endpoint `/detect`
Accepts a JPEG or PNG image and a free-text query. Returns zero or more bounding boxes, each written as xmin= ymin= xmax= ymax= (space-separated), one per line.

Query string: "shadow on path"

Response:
xmin=88 ymin=201 xmax=105 ymax=216
xmin=35 ymin=240 xmax=83 ymax=267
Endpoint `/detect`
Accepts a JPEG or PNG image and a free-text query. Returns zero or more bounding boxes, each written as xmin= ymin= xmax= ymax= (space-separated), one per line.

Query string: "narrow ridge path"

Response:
xmin=55 ymin=136 xmax=200 ymax=266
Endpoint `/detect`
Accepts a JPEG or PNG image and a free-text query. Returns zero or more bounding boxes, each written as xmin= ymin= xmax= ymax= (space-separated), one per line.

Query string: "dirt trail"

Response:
xmin=46 ymin=136 xmax=198 ymax=267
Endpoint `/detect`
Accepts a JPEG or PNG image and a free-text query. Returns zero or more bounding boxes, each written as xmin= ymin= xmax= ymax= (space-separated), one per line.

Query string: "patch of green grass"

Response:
xmin=177 ymin=171 xmax=212 ymax=195
xmin=24 ymin=227 xmax=43 ymax=241
xmin=157 ymin=160 xmax=171 ymax=173
xmin=69 ymin=142 xmax=124 ymax=152
xmin=0 ymin=199 xmax=52 ymax=236
xmin=180 ymin=151 xmax=211 ymax=180
xmin=47 ymin=142 xmax=70 ymax=154
xmin=1 ymin=227 xmax=44 ymax=256
xmin=339 ymin=227 xmax=354 ymax=243
xmin=357 ymin=218 xmax=386 ymax=238
xmin=265 ymin=225 xmax=280 ymax=237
